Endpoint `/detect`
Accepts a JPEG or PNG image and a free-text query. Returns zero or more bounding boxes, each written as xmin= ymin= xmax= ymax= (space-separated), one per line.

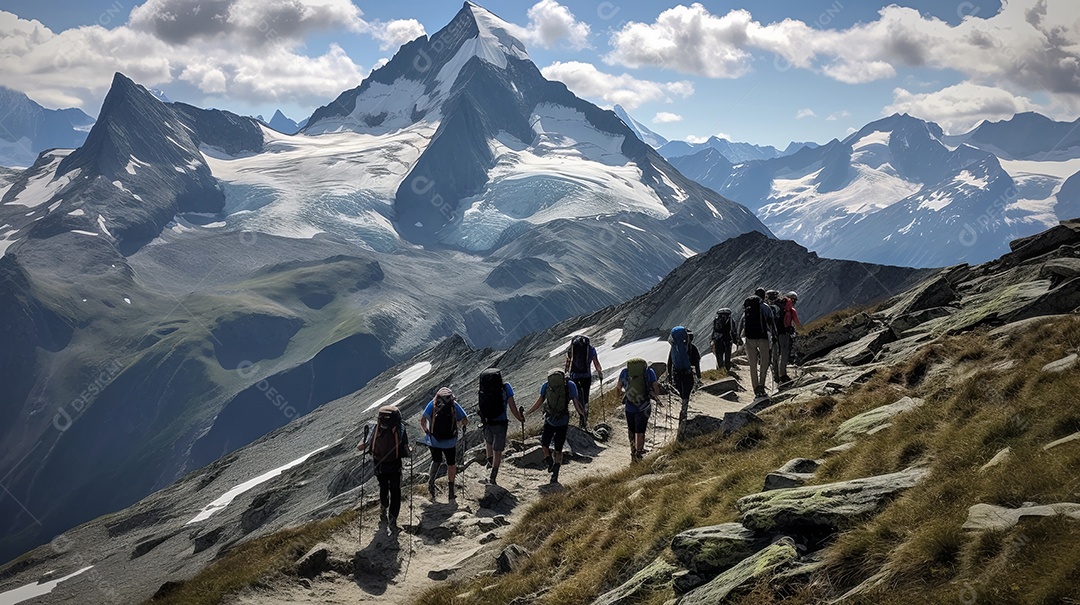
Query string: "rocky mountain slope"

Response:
xmin=0 ymin=229 xmax=930 ymax=603
xmin=675 ymin=112 xmax=1080 ymax=268
xmin=0 ymin=2 xmax=770 ymax=566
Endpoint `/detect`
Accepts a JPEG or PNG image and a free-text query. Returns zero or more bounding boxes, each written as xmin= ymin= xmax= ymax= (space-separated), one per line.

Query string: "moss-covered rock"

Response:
xmin=834 ymin=396 xmax=923 ymax=442
xmin=736 ymin=466 xmax=928 ymax=532
xmin=591 ymin=555 xmax=676 ymax=605
xmin=670 ymin=523 xmax=759 ymax=575
xmin=674 ymin=538 xmax=798 ymax=604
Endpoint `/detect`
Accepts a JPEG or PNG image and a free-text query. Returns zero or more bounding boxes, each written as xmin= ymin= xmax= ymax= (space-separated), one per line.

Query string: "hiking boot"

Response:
xmin=542 ymin=455 xmax=553 ymax=471
xmin=379 ymin=506 xmax=389 ymax=525
xmin=549 ymin=463 xmax=561 ymax=484
xmin=448 ymin=483 xmax=457 ymax=500
xmin=489 ymin=468 xmax=498 ymax=486
xmin=388 ymin=516 xmax=398 ymax=533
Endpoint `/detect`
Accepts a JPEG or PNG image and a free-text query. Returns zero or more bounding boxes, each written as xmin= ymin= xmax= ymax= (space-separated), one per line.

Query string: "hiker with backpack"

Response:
xmin=778 ymin=291 xmax=803 ymax=385
xmin=357 ymin=405 xmax=412 ymax=531
xmin=666 ymin=326 xmax=702 ymax=427
xmin=564 ymin=335 xmax=604 ymax=429
xmin=524 ymin=369 xmax=585 ymax=484
xmin=711 ymin=308 xmax=740 ymax=373
xmin=739 ymin=288 xmax=775 ymax=399
xmin=616 ymin=357 xmax=660 ymax=461
xmin=765 ymin=290 xmax=785 ymax=388
xmin=420 ymin=387 xmax=469 ymax=501
xmin=476 ymin=368 xmax=523 ymax=486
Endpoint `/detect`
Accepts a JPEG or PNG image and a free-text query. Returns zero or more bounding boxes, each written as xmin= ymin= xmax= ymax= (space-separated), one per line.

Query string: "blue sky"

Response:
xmin=1 ymin=0 xmax=1077 ymax=148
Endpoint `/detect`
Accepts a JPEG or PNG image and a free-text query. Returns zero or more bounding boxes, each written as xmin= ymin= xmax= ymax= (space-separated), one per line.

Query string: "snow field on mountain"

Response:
xmin=364 ymin=361 xmax=435 ymax=412
xmin=2 ymin=152 xmax=74 ymax=208
xmin=0 ymin=566 xmax=94 ymax=605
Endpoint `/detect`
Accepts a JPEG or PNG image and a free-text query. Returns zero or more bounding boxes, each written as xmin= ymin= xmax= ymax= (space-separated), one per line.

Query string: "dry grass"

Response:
xmin=144 ymin=510 xmax=357 ymax=605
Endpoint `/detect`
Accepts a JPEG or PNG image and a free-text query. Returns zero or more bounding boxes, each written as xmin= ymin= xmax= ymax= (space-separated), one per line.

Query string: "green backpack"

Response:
xmin=544 ymin=370 xmax=569 ymax=417
xmin=625 ymin=358 xmax=650 ymax=405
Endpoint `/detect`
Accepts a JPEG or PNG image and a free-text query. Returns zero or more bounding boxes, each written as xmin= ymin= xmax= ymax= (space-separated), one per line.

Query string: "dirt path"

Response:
xmin=225 ymin=372 xmax=749 ymax=605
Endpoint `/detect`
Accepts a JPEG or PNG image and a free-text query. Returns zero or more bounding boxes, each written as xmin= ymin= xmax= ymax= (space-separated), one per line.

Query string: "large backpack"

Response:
xmin=770 ymin=301 xmax=784 ymax=337
xmin=713 ymin=309 xmax=733 ymax=342
xmin=370 ymin=406 xmax=407 ymax=463
xmin=625 ymin=358 xmax=650 ymax=406
xmin=477 ymin=368 xmax=507 ymax=425
xmin=544 ymin=370 xmax=570 ymax=417
xmin=669 ymin=326 xmax=692 ymax=374
xmin=431 ymin=388 xmax=457 ymax=440
xmin=569 ymin=335 xmax=591 ymax=375
xmin=743 ymin=296 xmax=769 ymax=340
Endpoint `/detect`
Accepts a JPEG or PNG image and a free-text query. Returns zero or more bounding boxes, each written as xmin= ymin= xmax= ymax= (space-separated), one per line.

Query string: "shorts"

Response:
xmin=625 ymin=408 xmax=650 ymax=434
xmin=483 ymin=423 xmax=508 ymax=452
xmin=428 ymin=445 xmax=457 ymax=466
xmin=540 ymin=422 xmax=568 ymax=452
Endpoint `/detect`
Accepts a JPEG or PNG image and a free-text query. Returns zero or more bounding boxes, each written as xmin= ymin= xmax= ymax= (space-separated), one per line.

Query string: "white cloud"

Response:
xmin=0 ymin=6 xmax=374 ymax=111
xmin=365 ymin=19 xmax=425 ymax=51
xmin=652 ymin=112 xmax=682 ymax=123
xmin=506 ymin=0 xmax=590 ymax=50
xmin=826 ymin=110 xmax=851 ymax=121
xmin=540 ymin=61 xmax=693 ymax=110
xmin=605 ymin=1 xmax=1080 ymax=109
xmin=884 ymin=82 xmax=1041 ymax=133
xmin=795 ymin=108 xmax=816 ymax=119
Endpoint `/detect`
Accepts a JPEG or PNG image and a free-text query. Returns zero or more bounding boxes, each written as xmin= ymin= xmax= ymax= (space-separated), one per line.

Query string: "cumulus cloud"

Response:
xmin=128 ymin=0 xmax=365 ymax=45
xmin=540 ymin=61 xmax=693 ymax=110
xmin=605 ymin=0 xmax=1080 ymax=108
xmin=0 ymin=4 xmax=378 ymax=111
xmin=366 ymin=18 xmax=425 ymax=51
xmin=826 ymin=110 xmax=851 ymax=121
xmin=884 ymin=82 xmax=1041 ymax=133
xmin=795 ymin=108 xmax=816 ymax=119
xmin=652 ymin=112 xmax=682 ymax=123
xmin=507 ymin=0 xmax=590 ymax=50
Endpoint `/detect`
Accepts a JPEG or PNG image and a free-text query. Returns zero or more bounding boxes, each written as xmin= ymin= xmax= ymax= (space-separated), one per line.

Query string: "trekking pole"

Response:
xmin=358 ymin=424 xmax=370 ymax=547
xmin=403 ymin=454 xmax=414 ymax=579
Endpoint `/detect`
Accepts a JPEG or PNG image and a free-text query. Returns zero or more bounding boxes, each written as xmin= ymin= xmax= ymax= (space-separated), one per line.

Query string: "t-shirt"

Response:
xmin=421 ymin=399 xmax=468 ymax=448
xmin=566 ymin=345 xmax=599 ymax=379
xmin=539 ymin=380 xmax=580 ymax=426
xmin=618 ymin=367 xmax=658 ymax=414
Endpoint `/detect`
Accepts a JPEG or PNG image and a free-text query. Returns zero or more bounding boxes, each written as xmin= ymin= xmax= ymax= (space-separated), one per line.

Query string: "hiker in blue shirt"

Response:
xmin=616 ymin=358 xmax=660 ymax=462
xmin=420 ymin=387 xmax=468 ymax=501
xmin=524 ymin=370 xmax=585 ymax=485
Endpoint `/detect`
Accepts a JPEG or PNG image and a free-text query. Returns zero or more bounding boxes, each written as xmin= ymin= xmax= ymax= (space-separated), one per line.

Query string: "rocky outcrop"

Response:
xmin=591 ymin=556 xmax=676 ymax=605
xmin=962 ymin=502 xmax=1080 ymax=531
xmin=670 ymin=524 xmax=760 ymax=576
xmin=673 ymin=538 xmax=799 ymax=604
xmin=834 ymin=397 xmax=924 ymax=442
xmin=736 ymin=467 xmax=928 ymax=532
xmin=763 ymin=458 xmax=822 ymax=491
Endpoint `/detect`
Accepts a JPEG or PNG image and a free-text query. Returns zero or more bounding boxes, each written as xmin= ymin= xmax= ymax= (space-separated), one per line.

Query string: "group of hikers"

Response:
xmin=356 ymin=287 xmax=802 ymax=532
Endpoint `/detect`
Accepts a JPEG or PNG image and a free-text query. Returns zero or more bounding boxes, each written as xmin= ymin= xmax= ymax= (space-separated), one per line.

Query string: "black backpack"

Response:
xmin=370 ymin=406 xmax=408 ymax=464
xmin=569 ymin=335 xmax=591 ymax=374
xmin=477 ymin=368 xmax=507 ymax=425
xmin=770 ymin=302 xmax=784 ymax=336
xmin=713 ymin=309 xmax=733 ymax=342
xmin=432 ymin=389 xmax=457 ymax=440
xmin=743 ymin=296 xmax=769 ymax=340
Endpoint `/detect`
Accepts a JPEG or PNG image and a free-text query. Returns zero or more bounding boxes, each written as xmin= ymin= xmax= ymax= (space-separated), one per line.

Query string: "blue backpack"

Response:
xmin=669 ymin=326 xmax=692 ymax=374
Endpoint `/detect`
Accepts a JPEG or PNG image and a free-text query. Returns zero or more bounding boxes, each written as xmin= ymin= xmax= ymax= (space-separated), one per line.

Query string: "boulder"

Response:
xmin=823 ymin=442 xmax=855 ymax=457
xmin=1004 ymin=219 xmax=1080 ymax=265
xmin=889 ymin=306 xmax=953 ymax=335
xmin=719 ymin=411 xmax=763 ymax=436
xmin=701 ymin=377 xmax=741 ymax=396
xmin=428 ymin=567 xmax=460 ymax=581
xmin=797 ymin=312 xmax=875 ymax=363
xmin=1043 ymin=432 xmax=1080 ymax=451
xmin=962 ymin=502 xmax=1080 ymax=531
xmin=670 ymin=523 xmax=759 ymax=575
xmin=295 ymin=543 xmax=330 ymax=579
xmin=988 ymin=314 xmax=1073 ymax=339
xmin=834 ymin=397 xmax=924 ymax=442
xmin=507 ymin=445 xmax=547 ymax=469
xmin=836 ymin=329 xmax=898 ymax=366
xmin=777 ymin=458 xmax=823 ymax=474
xmin=495 ymin=544 xmax=530 ymax=575
xmin=894 ymin=274 xmax=959 ymax=316
xmin=672 ymin=569 xmax=707 ymax=595
xmin=1000 ymin=277 xmax=1080 ymax=325
xmin=1040 ymin=258 xmax=1080 ymax=286
xmin=763 ymin=458 xmax=822 ymax=491
xmin=590 ymin=556 xmax=676 ymax=605
xmin=674 ymin=538 xmax=799 ymax=604
xmin=1042 ymin=353 xmax=1078 ymax=373
xmin=736 ymin=466 xmax=928 ymax=532
xmin=679 ymin=415 xmax=725 ymax=440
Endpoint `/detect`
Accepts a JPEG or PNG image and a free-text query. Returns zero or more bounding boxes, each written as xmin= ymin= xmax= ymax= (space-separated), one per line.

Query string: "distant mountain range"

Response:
xmin=666 ymin=111 xmax=1080 ymax=267
xmin=256 ymin=109 xmax=308 ymax=135
xmin=0 ymin=1 xmax=766 ymax=564
xmin=0 ymin=86 xmax=95 ymax=167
